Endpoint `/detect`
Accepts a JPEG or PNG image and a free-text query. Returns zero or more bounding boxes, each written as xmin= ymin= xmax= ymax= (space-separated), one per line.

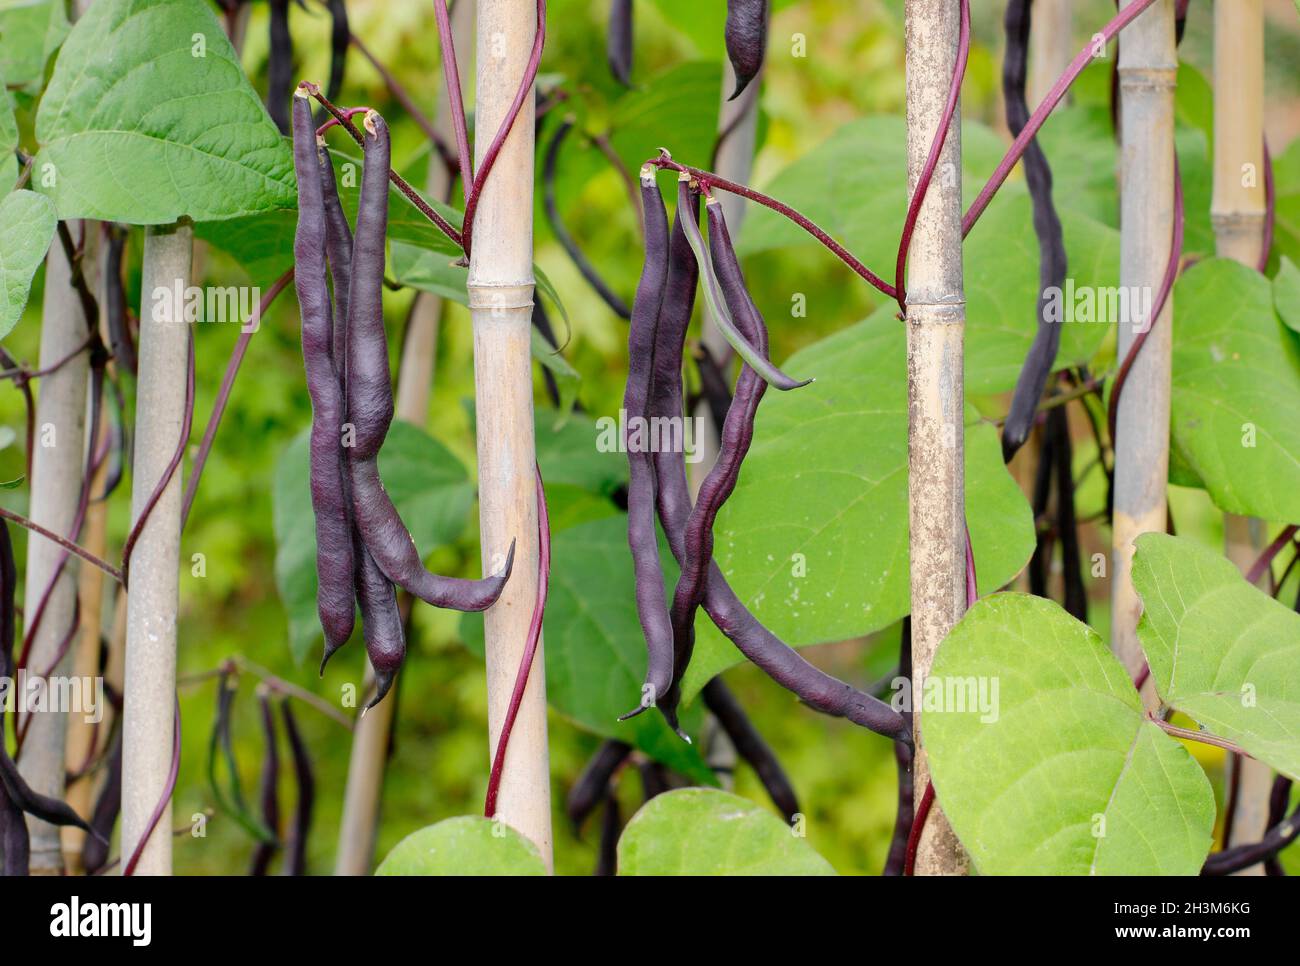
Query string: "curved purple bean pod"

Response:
xmin=280 ymin=699 xmax=315 ymax=876
xmin=607 ymin=0 xmax=634 ymax=87
xmin=324 ymin=0 xmax=349 ymax=105
xmin=566 ymin=739 xmax=633 ymax=830
xmin=663 ymin=197 xmax=767 ymax=714
xmin=103 ymin=226 xmax=135 ymax=375
xmin=595 ymin=793 xmax=621 ymax=876
xmin=999 ymin=0 xmax=1068 ymax=463
xmin=356 ymin=540 xmax=405 ymax=711
xmin=267 ymin=0 xmax=293 ymax=134
xmin=543 ymin=117 xmax=632 ymax=320
xmin=343 ymin=111 xmax=514 ymax=611
xmin=677 ymin=178 xmax=810 ymax=391
xmin=317 ymin=141 xmax=353 ymax=380
xmin=724 ymin=0 xmax=768 ymax=101
xmin=81 ymin=729 xmax=122 ymax=875
xmin=701 ymin=678 xmax=799 ymax=822
xmin=249 ymin=690 xmax=281 ymax=876
xmin=292 ymin=92 xmax=356 ymax=666
xmin=619 ymin=165 xmax=677 ymax=728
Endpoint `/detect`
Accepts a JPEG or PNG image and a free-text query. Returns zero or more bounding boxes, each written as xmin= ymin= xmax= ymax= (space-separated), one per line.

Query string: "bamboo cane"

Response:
xmin=17 ymin=233 xmax=91 ymax=875
xmin=120 ymin=222 xmax=193 ymax=876
xmin=1029 ymin=0 xmax=1074 ymax=108
xmin=1211 ymin=0 xmax=1270 ymax=874
xmin=1111 ymin=0 xmax=1176 ymax=693
xmin=62 ymin=398 xmax=110 ymax=872
xmin=332 ymin=0 xmax=473 ymax=877
xmin=468 ymin=0 xmax=552 ymax=868
xmin=904 ymin=0 xmax=968 ymax=877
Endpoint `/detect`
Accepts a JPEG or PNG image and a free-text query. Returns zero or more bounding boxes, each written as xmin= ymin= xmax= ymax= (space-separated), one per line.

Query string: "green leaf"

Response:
xmin=533 ymin=411 xmax=627 ymax=500
xmin=1273 ymin=138 xmax=1300 ymax=269
xmin=272 ymin=420 xmax=474 ymax=662
xmin=1132 ymin=533 xmax=1300 ymax=781
xmin=0 ymin=78 xmax=17 ymax=188
xmin=734 ymin=116 xmax=1007 ymax=266
xmin=729 ymin=116 xmax=1118 ymax=392
xmin=679 ymin=310 xmax=1034 ymax=697
xmin=0 ymin=189 xmax=56 ymax=340
xmin=375 ymin=816 xmax=546 ymax=876
xmin=33 ymin=0 xmax=295 ymax=223
xmin=962 ymin=189 xmax=1120 ymax=394
xmin=1169 ymin=258 xmax=1300 ymax=520
xmin=1276 ymin=256 xmax=1300 ymax=334
xmin=617 ymin=788 xmax=836 ymax=875
xmin=389 ymin=241 xmax=468 ymax=304
xmin=461 ymin=515 xmax=713 ymax=783
xmin=926 ymin=593 xmax=1216 ymax=875
xmin=607 ymin=62 xmax=724 ymax=180
xmin=0 ymin=0 xmax=68 ymax=93
xmin=531 ymin=327 xmax=580 ymax=425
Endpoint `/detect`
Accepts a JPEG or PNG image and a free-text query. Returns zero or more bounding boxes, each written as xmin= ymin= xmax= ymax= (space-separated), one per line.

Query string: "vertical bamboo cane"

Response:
xmin=18 ymin=235 xmax=91 ymax=874
xmin=904 ymin=0 xmax=968 ymax=877
xmin=62 ymin=399 xmax=109 ymax=872
xmin=1111 ymin=0 xmax=1176 ymax=689
xmin=333 ymin=0 xmax=474 ymax=877
xmin=1029 ymin=0 xmax=1074 ymax=108
xmin=1211 ymin=0 xmax=1270 ymax=873
xmin=121 ymin=222 xmax=192 ymax=876
xmin=468 ymin=0 xmax=552 ymax=868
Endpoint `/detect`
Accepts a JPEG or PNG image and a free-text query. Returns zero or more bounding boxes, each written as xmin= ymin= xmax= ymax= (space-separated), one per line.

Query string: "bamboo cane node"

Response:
xmin=1117 ymin=66 xmax=1177 ymax=92
xmin=1210 ymin=210 xmax=1266 ymax=231
xmin=905 ymin=301 xmax=965 ymax=326
xmin=466 ymin=282 xmax=536 ymax=313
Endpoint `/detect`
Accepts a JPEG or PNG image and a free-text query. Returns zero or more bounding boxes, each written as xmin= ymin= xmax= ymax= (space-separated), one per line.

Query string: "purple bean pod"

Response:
xmin=663 ymin=197 xmax=767 ymax=714
xmin=248 ymin=690 xmax=280 ymax=876
xmin=292 ymin=92 xmax=356 ymax=668
xmin=619 ymin=165 xmax=677 ymax=728
xmin=724 ymin=0 xmax=768 ymax=101
xmin=566 ymin=739 xmax=633 ymax=830
xmin=317 ymin=141 xmax=353 ymax=382
xmin=701 ymin=678 xmax=799 ymax=822
xmin=80 ymin=729 xmax=122 ymax=876
xmin=607 ymin=0 xmax=634 ymax=87
xmin=355 ymin=540 xmax=405 ymax=711
xmin=280 ymin=699 xmax=315 ymax=876
xmin=267 ymin=0 xmax=293 ymax=134
xmin=999 ymin=0 xmax=1069 ymax=463
xmin=344 ymin=111 xmax=515 ymax=612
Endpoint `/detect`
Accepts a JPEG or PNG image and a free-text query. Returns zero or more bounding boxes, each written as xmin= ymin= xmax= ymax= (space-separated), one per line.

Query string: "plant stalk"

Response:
xmin=904 ymin=0 xmax=969 ymax=876
xmin=121 ymin=222 xmax=192 ymax=876
xmin=1111 ymin=0 xmax=1176 ymax=697
xmin=467 ymin=0 xmax=552 ymax=870
xmin=1212 ymin=0 xmax=1271 ymax=874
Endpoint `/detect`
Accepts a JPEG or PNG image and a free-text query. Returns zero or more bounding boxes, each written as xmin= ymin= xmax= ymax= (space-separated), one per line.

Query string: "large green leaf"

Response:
xmin=607 ymin=61 xmax=723 ymax=185
xmin=0 ymin=189 xmax=56 ymax=340
xmin=375 ymin=816 xmax=546 ymax=876
xmin=617 ymin=788 xmax=835 ymax=875
xmin=198 ymin=150 xmax=463 ymax=287
xmin=1276 ymin=256 xmax=1300 ymax=334
xmin=926 ymin=593 xmax=1215 ymax=875
xmin=1169 ymin=258 xmax=1300 ymax=520
xmin=728 ymin=116 xmax=1118 ymax=393
xmin=389 ymin=241 xmax=468 ymax=305
xmin=272 ymin=420 xmax=475 ymax=663
xmin=679 ymin=310 xmax=1034 ymax=697
xmin=0 ymin=0 xmax=68 ymax=93
xmin=1133 ymin=533 xmax=1300 ymax=781
xmin=1274 ymin=138 xmax=1300 ymax=269
xmin=33 ymin=0 xmax=294 ymax=223
xmin=962 ymin=189 xmax=1120 ymax=394
xmin=461 ymin=515 xmax=713 ymax=783
xmin=0 ymin=79 xmax=16 ymax=188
